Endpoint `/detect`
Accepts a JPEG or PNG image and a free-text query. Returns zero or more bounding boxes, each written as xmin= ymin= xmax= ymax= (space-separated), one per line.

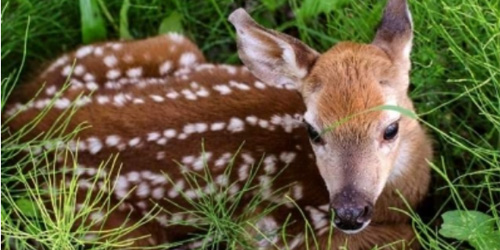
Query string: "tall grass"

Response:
xmin=1 ymin=0 xmax=499 ymax=249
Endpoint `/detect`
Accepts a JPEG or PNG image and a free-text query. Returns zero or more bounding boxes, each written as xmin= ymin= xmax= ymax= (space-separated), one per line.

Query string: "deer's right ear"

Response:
xmin=229 ymin=9 xmax=319 ymax=89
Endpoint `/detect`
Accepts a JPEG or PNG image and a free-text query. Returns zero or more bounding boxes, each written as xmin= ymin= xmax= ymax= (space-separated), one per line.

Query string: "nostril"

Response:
xmin=356 ymin=205 xmax=373 ymax=223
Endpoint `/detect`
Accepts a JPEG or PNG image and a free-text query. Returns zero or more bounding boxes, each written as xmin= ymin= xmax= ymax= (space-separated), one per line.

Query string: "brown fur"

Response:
xmin=4 ymin=0 xmax=431 ymax=249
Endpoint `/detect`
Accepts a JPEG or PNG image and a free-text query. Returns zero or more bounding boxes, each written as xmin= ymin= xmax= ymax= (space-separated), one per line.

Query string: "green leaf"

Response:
xmin=119 ymin=0 xmax=133 ymax=40
xmin=158 ymin=11 xmax=183 ymax=35
xmin=15 ymin=198 xmax=39 ymax=217
xmin=439 ymin=210 xmax=496 ymax=248
xmin=79 ymin=0 xmax=107 ymax=44
xmin=469 ymin=232 xmax=500 ymax=250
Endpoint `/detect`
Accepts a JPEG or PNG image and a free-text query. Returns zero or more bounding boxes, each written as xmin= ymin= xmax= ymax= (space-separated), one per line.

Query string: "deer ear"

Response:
xmin=372 ymin=0 xmax=413 ymax=69
xmin=229 ymin=9 xmax=319 ymax=89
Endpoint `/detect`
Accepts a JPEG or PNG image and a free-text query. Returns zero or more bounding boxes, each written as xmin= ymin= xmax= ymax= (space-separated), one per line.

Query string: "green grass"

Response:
xmin=1 ymin=0 xmax=499 ymax=249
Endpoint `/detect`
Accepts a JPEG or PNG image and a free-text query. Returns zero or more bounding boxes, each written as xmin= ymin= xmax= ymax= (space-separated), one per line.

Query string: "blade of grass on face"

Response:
xmin=79 ymin=0 xmax=107 ymax=44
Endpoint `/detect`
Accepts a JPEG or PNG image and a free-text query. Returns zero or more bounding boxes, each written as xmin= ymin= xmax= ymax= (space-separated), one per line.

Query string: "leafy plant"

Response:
xmin=439 ymin=210 xmax=500 ymax=249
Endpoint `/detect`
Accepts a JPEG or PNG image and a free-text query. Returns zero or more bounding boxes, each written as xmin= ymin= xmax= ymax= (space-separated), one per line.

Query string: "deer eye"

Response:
xmin=383 ymin=122 xmax=399 ymax=141
xmin=304 ymin=121 xmax=323 ymax=144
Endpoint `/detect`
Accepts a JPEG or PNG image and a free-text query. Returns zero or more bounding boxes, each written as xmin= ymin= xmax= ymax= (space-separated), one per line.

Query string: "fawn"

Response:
xmin=5 ymin=0 xmax=431 ymax=248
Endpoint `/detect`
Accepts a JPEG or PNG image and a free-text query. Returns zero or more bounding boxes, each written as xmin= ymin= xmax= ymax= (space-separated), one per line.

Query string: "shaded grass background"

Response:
xmin=1 ymin=0 xmax=499 ymax=249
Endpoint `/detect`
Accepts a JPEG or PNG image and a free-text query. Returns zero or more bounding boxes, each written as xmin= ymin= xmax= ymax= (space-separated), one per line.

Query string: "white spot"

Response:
xmin=86 ymin=82 xmax=99 ymax=91
xmin=147 ymin=132 xmax=161 ymax=141
xmin=213 ymin=84 xmax=231 ymax=95
xmin=159 ymin=61 xmax=173 ymax=75
xmin=183 ymin=124 xmax=197 ymax=134
xmin=306 ymin=206 xmax=328 ymax=230
xmin=111 ymin=43 xmax=123 ymax=51
xmin=133 ymin=98 xmax=144 ymax=104
xmin=215 ymin=175 xmax=229 ymax=186
xmin=93 ymin=47 xmax=103 ymax=56
xmin=177 ymin=133 xmax=188 ymax=140
xmin=293 ymin=184 xmax=303 ymax=200
xmin=45 ymin=85 xmax=57 ymax=96
xmin=127 ymin=171 xmax=141 ymax=182
xmin=166 ymin=90 xmax=179 ymax=99
xmin=195 ymin=88 xmax=210 ymax=97
xmin=156 ymin=151 xmax=166 ymax=160
xmin=157 ymin=138 xmax=167 ymax=145
xmin=245 ymin=116 xmax=258 ymax=125
xmin=113 ymin=93 xmax=127 ymax=106
xmin=61 ymin=65 xmax=72 ymax=76
xmin=215 ymin=153 xmax=232 ymax=168
xmin=227 ymin=117 xmax=245 ymax=133
xmin=181 ymin=89 xmax=197 ymax=100
xmin=280 ymin=152 xmax=297 ymax=164
xmin=126 ymin=67 xmax=143 ymax=78
xmin=156 ymin=214 xmax=168 ymax=227
xmin=163 ymin=129 xmax=177 ymax=138
xmin=190 ymin=82 xmax=200 ymax=89
xmin=229 ymin=80 xmax=250 ymax=90
xmin=168 ymin=179 xmax=185 ymax=198
xmin=179 ymin=52 xmax=197 ymax=67
xmin=168 ymin=33 xmax=185 ymax=43
xmin=34 ymin=99 xmax=49 ymax=109
xmin=152 ymin=187 xmax=165 ymax=199
xmin=220 ymin=65 xmax=237 ymax=75
xmin=210 ymin=122 xmax=225 ymax=131
xmin=103 ymin=55 xmax=118 ymax=67
xmin=241 ymin=153 xmax=255 ymax=165
xmin=136 ymin=182 xmax=150 ymax=198
xmin=238 ymin=164 xmax=250 ymax=181
xmin=106 ymin=69 xmax=121 ymax=80
xmin=150 ymin=95 xmax=165 ymax=102
xmin=76 ymin=46 xmax=94 ymax=58
xmin=74 ymin=65 xmax=85 ymax=76
xmin=258 ymin=119 xmax=269 ymax=129
xmin=229 ymin=183 xmax=240 ymax=195
xmin=87 ymin=137 xmax=103 ymax=154
xmin=97 ymin=95 xmax=110 ymax=104
xmin=182 ymin=155 xmax=195 ymax=164
xmin=114 ymin=176 xmax=129 ymax=191
xmin=105 ymin=135 xmax=121 ymax=147
xmin=90 ymin=211 xmax=104 ymax=223
xmin=194 ymin=123 xmax=208 ymax=133
xmin=254 ymin=81 xmax=267 ymax=89
xmin=264 ymin=155 xmax=277 ymax=174
xmin=136 ymin=201 xmax=147 ymax=209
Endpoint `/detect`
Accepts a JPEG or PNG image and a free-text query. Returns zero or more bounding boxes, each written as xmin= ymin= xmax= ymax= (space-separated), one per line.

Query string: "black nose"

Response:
xmin=332 ymin=204 xmax=373 ymax=231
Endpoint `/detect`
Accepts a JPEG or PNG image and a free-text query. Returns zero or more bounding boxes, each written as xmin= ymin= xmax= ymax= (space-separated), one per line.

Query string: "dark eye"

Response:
xmin=383 ymin=122 xmax=399 ymax=141
xmin=304 ymin=121 xmax=323 ymax=144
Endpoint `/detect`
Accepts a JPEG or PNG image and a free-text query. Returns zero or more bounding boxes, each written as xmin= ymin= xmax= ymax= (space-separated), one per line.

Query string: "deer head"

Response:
xmin=229 ymin=0 xmax=415 ymax=233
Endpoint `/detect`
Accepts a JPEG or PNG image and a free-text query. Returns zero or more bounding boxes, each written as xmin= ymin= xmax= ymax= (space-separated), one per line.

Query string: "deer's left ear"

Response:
xmin=229 ymin=9 xmax=319 ymax=89
xmin=372 ymin=0 xmax=413 ymax=69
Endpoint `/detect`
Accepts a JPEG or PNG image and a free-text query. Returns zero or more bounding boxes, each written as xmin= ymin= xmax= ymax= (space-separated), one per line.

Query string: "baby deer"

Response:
xmin=5 ymin=0 xmax=431 ymax=248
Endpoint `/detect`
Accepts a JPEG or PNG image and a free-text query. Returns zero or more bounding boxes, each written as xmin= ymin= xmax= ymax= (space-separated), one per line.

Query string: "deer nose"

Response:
xmin=331 ymin=203 xmax=373 ymax=232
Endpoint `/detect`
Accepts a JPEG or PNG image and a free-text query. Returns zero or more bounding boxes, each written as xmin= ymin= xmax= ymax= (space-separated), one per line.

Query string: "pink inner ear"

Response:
xmin=229 ymin=9 xmax=318 ymax=90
